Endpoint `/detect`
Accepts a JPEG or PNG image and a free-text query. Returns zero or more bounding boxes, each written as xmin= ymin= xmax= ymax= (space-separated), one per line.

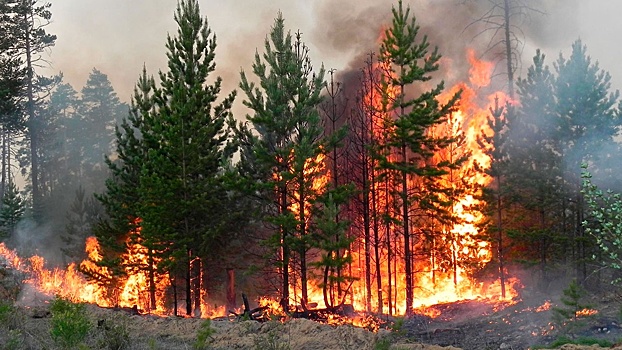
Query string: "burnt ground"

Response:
xmin=397 ymin=292 xmax=622 ymax=350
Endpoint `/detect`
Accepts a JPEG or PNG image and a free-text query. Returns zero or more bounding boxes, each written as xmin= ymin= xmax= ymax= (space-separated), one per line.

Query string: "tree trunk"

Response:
xmin=193 ymin=257 xmax=201 ymax=317
xmin=503 ymin=0 xmax=515 ymax=99
xmin=24 ymin=9 xmax=40 ymax=217
xmin=401 ymin=144 xmax=413 ymax=316
xmin=226 ymin=268 xmax=236 ymax=311
xmin=370 ymin=160 xmax=383 ymax=314
xmin=148 ymin=248 xmax=156 ymax=312
xmin=385 ymin=177 xmax=393 ymax=316
xmin=280 ymin=184 xmax=290 ymax=312
xmin=185 ymin=250 xmax=192 ymax=316
xmin=363 ymin=152 xmax=372 ymax=313
xmin=497 ymin=175 xmax=506 ymax=298
xmin=172 ymin=274 xmax=178 ymax=316
xmin=1 ymin=129 xmax=7 ymax=204
xmin=299 ymin=185 xmax=308 ymax=308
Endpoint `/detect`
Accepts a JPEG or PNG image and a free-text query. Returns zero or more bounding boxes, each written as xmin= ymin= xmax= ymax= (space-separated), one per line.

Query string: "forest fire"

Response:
xmin=0 ymin=43 xmax=521 ymax=330
xmin=311 ymin=48 xmax=521 ymax=317
xmin=0 ymin=48 xmax=520 ymax=326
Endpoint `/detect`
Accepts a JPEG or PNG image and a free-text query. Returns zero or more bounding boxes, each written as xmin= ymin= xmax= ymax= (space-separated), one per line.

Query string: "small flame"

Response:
xmin=576 ymin=308 xmax=598 ymax=317
xmin=535 ymin=300 xmax=551 ymax=312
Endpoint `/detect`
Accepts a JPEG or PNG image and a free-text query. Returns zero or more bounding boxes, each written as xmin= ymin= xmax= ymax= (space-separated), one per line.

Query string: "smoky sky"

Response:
xmin=45 ymin=0 xmax=621 ymax=108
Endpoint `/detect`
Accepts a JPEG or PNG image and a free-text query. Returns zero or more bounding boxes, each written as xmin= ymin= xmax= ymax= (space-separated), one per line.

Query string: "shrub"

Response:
xmin=96 ymin=315 xmax=131 ymax=350
xmin=193 ymin=319 xmax=215 ymax=350
xmin=552 ymin=280 xmax=594 ymax=335
xmin=0 ymin=300 xmax=14 ymax=326
xmin=49 ymin=296 xmax=92 ymax=349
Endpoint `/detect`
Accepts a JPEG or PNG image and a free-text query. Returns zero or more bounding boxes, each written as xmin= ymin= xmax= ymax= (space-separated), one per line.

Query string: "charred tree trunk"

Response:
xmin=401 ymin=145 xmax=413 ymax=316
xmin=497 ymin=174 xmax=506 ymax=298
xmin=185 ymin=251 xmax=192 ymax=316
xmin=575 ymin=195 xmax=586 ymax=285
xmin=361 ymin=118 xmax=372 ymax=312
xmin=193 ymin=257 xmax=201 ymax=317
xmin=372 ymin=181 xmax=383 ymax=314
xmin=148 ymin=248 xmax=156 ymax=312
xmin=226 ymin=268 xmax=236 ymax=311
xmin=299 ymin=189 xmax=308 ymax=308
xmin=1 ymin=129 xmax=7 ymax=203
xmin=385 ymin=177 xmax=393 ymax=316
xmin=280 ymin=184 xmax=290 ymax=312
xmin=172 ymin=274 xmax=178 ymax=316
xmin=503 ymin=0 xmax=514 ymax=99
xmin=323 ymin=262 xmax=331 ymax=308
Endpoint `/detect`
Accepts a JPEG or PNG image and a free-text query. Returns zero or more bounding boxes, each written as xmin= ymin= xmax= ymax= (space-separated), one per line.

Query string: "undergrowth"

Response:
xmin=533 ymin=335 xmax=616 ymax=349
xmin=49 ymin=296 xmax=92 ymax=349
xmin=194 ymin=319 xmax=215 ymax=350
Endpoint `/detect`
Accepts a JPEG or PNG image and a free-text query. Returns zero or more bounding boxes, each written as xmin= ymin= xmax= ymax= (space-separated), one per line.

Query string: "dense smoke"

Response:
xmin=46 ymin=0 xmax=618 ymax=107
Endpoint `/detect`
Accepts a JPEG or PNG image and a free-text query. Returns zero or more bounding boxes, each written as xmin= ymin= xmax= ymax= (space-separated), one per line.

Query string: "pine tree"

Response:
xmin=0 ymin=1 xmax=25 ymax=197
xmin=12 ymin=0 xmax=57 ymax=217
xmin=479 ymin=97 xmax=511 ymax=297
xmin=463 ymin=0 xmax=545 ymax=98
xmin=89 ymin=66 xmax=155 ymax=305
xmin=236 ymin=13 xmax=327 ymax=311
xmin=61 ymin=185 xmax=99 ymax=263
xmin=0 ymin=180 xmax=25 ymax=241
xmin=309 ymin=191 xmax=355 ymax=309
xmin=138 ymin=0 xmax=235 ymax=316
xmin=76 ymin=68 xmax=127 ymax=192
xmin=504 ymin=50 xmax=564 ymax=289
xmin=553 ymin=40 xmax=620 ymax=283
xmin=375 ymin=0 xmax=460 ymax=316
xmin=48 ymin=81 xmax=81 ymax=184
xmin=552 ymin=279 xmax=593 ymax=334
xmin=554 ymin=40 xmax=619 ymax=176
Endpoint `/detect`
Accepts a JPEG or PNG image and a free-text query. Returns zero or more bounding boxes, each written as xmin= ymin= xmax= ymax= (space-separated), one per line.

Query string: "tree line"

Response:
xmin=1 ymin=0 xmax=621 ymax=317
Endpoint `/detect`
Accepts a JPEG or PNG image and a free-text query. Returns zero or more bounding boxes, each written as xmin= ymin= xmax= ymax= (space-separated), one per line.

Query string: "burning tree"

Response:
xmin=90 ymin=0 xmax=236 ymax=316
xmin=235 ymin=12 xmax=352 ymax=311
xmin=373 ymin=0 xmax=461 ymax=316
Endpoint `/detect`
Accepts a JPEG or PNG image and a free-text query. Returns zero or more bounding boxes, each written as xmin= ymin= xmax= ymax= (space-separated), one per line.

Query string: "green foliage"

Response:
xmin=0 ymin=181 xmax=25 ymax=240
xmin=552 ymin=279 xmax=593 ymax=334
xmin=0 ymin=301 xmax=14 ymax=326
xmin=2 ymin=329 xmax=24 ymax=350
xmin=147 ymin=338 xmax=158 ymax=350
xmin=582 ymin=165 xmax=622 ymax=283
xmin=253 ymin=327 xmax=290 ymax=350
xmin=537 ymin=335 xmax=614 ymax=349
xmin=236 ymin=11 xmax=328 ymax=309
xmin=0 ymin=301 xmax=26 ymax=350
xmin=49 ymin=297 xmax=92 ymax=349
xmin=390 ymin=316 xmax=406 ymax=335
xmin=193 ymin=319 xmax=215 ymax=350
xmin=309 ymin=191 xmax=356 ymax=308
xmin=373 ymin=337 xmax=392 ymax=350
xmin=62 ymin=185 xmax=100 ymax=262
xmin=374 ymin=0 xmax=460 ymax=314
xmin=95 ymin=0 xmax=238 ymax=315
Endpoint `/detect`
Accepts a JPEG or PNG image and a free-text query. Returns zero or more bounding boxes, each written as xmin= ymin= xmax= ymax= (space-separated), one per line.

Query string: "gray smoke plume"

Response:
xmin=46 ymin=0 xmax=619 ymax=107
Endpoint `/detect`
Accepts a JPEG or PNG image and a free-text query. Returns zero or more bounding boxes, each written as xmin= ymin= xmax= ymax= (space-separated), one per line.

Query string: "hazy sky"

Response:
xmin=43 ymin=0 xmax=622 ymax=108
